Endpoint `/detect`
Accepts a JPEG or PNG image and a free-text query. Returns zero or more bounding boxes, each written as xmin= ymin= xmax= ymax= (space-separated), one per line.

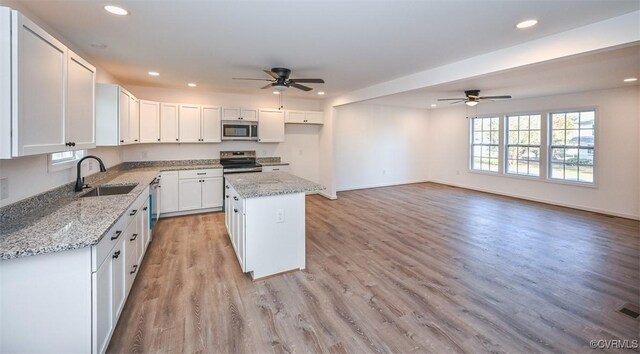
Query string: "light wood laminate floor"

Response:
xmin=108 ymin=182 xmax=639 ymax=353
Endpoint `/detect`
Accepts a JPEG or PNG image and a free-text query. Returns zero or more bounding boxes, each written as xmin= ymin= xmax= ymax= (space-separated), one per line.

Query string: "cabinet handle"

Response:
xmin=176 ymin=138 xmax=179 ymax=141
xmin=134 ymin=139 xmax=138 ymax=142
xmin=143 ymin=206 xmax=148 ymax=211
xmin=157 ymin=138 xmax=160 ymax=141
xmin=112 ymin=250 xmax=121 ymax=259
xmin=130 ymin=233 xmax=138 ymax=241
xmin=65 ymin=142 xmax=71 ymax=146
xmin=225 ymin=185 xmax=229 ymax=189
xmin=130 ymin=265 xmax=138 ymax=274
xmin=233 ymin=196 xmax=238 ymax=201
xmin=225 ymin=195 xmax=229 ymax=198
xmin=120 ymin=140 xmax=124 ymax=143
xmin=273 ymin=168 xmax=280 ymax=171
xmin=130 ymin=209 xmax=138 ymax=216
xmin=197 ymin=172 xmax=206 ymax=175
xmin=111 ymin=230 xmax=122 ymax=240
xmin=234 ymin=208 xmax=238 ymax=213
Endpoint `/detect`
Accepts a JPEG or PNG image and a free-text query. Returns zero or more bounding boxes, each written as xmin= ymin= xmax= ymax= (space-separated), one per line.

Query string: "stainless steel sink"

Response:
xmin=80 ymin=184 xmax=137 ymax=197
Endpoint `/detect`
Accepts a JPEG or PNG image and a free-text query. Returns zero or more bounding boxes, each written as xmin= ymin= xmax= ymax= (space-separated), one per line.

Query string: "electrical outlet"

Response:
xmin=276 ymin=209 xmax=285 ymax=223
xmin=0 ymin=177 xmax=8 ymax=200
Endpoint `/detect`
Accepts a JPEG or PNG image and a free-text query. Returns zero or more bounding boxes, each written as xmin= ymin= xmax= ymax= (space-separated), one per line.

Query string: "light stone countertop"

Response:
xmin=0 ymin=164 xmax=223 ymax=260
xmin=224 ymin=172 xmax=325 ymax=199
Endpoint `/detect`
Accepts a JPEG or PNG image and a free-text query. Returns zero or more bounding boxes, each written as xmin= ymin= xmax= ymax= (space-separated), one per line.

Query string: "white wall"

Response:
xmin=427 ymin=86 xmax=640 ymax=219
xmin=0 ymin=1 xmax=123 ymax=207
xmin=121 ymin=85 xmax=323 ymax=184
xmin=334 ymin=103 xmax=429 ymax=191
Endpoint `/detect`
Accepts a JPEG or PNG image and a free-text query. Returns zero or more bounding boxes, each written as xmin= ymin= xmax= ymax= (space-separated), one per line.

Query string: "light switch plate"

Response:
xmin=0 ymin=177 xmax=8 ymax=200
xmin=276 ymin=208 xmax=285 ymax=223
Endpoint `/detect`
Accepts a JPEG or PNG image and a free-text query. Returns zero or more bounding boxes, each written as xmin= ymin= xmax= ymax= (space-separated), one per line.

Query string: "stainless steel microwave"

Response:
xmin=222 ymin=121 xmax=258 ymax=141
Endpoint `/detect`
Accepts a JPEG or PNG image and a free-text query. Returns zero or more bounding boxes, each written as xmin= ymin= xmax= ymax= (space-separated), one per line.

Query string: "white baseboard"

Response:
xmin=159 ymin=207 xmax=222 ymax=218
xmin=428 ymin=179 xmax=639 ymax=221
xmin=318 ymin=191 xmax=337 ymax=200
xmin=336 ymin=179 xmax=430 ymax=193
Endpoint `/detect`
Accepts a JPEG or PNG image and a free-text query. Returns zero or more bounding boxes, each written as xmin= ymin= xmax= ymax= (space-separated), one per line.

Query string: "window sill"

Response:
xmin=467 ymin=169 xmax=597 ymax=189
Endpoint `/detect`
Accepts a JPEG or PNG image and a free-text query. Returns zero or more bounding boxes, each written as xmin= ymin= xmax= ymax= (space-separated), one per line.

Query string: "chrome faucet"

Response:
xmin=75 ymin=155 xmax=107 ymax=192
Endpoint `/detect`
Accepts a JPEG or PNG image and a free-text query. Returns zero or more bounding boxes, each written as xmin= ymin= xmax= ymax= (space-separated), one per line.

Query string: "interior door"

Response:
xmin=66 ymin=50 xmax=96 ymax=150
xmin=14 ymin=13 xmax=67 ymax=156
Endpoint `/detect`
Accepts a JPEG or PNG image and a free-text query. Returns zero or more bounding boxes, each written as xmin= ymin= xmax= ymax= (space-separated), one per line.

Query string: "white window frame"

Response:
xmin=469 ymin=116 xmax=502 ymax=173
xmin=547 ymin=109 xmax=597 ymax=186
xmin=505 ymin=113 xmax=543 ymax=177
xmin=48 ymin=150 xmax=85 ymax=172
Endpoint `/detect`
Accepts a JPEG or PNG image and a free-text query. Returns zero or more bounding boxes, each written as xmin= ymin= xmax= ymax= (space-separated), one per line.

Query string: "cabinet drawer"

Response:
xmin=178 ymin=169 xmax=222 ymax=179
xmin=92 ymin=216 xmax=126 ymax=272
xmin=262 ymin=165 xmax=289 ymax=172
xmin=124 ymin=189 xmax=147 ymax=226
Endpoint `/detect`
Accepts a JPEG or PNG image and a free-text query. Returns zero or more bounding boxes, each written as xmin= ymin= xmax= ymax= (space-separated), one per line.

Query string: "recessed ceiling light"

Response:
xmin=88 ymin=41 xmax=107 ymax=49
xmin=516 ymin=19 xmax=538 ymax=29
xmin=430 ymin=104 xmax=437 ymax=107
xmin=272 ymin=91 xmax=280 ymax=95
xmin=317 ymin=91 xmax=325 ymax=95
xmin=148 ymin=71 xmax=159 ymax=76
xmin=623 ymin=77 xmax=638 ymax=82
xmin=104 ymin=5 xmax=128 ymax=16
xmin=187 ymin=83 xmax=197 ymax=87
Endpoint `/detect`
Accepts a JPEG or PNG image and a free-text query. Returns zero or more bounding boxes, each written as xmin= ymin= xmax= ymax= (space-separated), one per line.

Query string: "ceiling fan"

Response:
xmin=438 ymin=90 xmax=512 ymax=106
xmin=232 ymin=67 xmax=325 ymax=92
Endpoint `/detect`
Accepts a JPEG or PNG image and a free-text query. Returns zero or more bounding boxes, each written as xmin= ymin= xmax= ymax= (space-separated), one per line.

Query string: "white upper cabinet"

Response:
xmin=96 ymin=84 xmax=139 ymax=146
xmin=12 ymin=11 xmax=67 ymax=156
xmin=66 ymin=50 xmax=96 ymax=151
xmin=258 ymin=109 xmax=285 ymax=143
xmin=160 ymin=103 xmax=179 ymax=143
xmin=178 ymin=104 xmax=221 ymax=143
xmin=285 ymin=110 xmax=324 ymax=125
xmin=201 ymin=105 xmax=221 ymax=142
xmin=179 ymin=104 xmax=202 ymax=142
xmin=129 ymin=96 xmax=140 ymax=143
xmin=0 ymin=8 xmax=96 ymax=158
xmin=139 ymin=100 xmax=160 ymax=143
xmin=222 ymin=107 xmax=258 ymax=121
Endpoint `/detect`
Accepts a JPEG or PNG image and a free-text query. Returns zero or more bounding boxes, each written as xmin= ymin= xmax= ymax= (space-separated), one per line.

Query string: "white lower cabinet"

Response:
xmin=0 ymin=188 xmax=150 ymax=354
xmin=162 ymin=169 xmax=223 ymax=215
xmin=160 ymin=171 xmax=179 ymax=213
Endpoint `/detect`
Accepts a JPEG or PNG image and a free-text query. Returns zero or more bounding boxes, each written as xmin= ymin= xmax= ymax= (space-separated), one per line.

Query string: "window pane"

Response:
xmin=580 ymin=111 xmax=595 ymax=128
xmin=474 ymin=132 xmax=482 ymax=144
xmin=474 ymin=145 xmax=482 ymax=157
xmin=564 ymin=164 xmax=578 ymax=181
xmin=529 ymin=161 xmax=540 ymax=177
xmin=578 ymin=165 xmax=594 ymax=183
xmin=552 ymin=131 xmax=565 ymax=146
xmin=490 ymin=118 xmax=499 ymax=130
xmin=483 ymin=132 xmax=491 ymax=144
xmin=473 ymin=157 xmax=481 ymax=170
xmin=518 ymin=131 xmax=529 ymax=145
xmin=489 ymin=159 xmax=499 ymax=172
xmin=507 ymin=159 xmax=518 ymax=174
xmin=551 ymin=163 xmax=564 ymax=179
xmin=508 ymin=131 xmax=518 ymax=144
xmin=530 ymin=147 xmax=540 ymax=162
xmin=474 ymin=119 xmax=482 ymax=130
xmin=579 ymin=130 xmax=594 ymax=146
xmin=530 ymin=115 xmax=541 ymax=129
xmin=508 ymin=117 xmax=518 ymax=130
xmin=566 ymin=113 xmax=579 ymax=128
xmin=490 ymin=131 xmax=499 ymax=144
xmin=530 ymin=131 xmax=540 ymax=145
xmin=565 ymin=130 xmax=579 ymax=146
xmin=482 ymin=145 xmax=490 ymax=157
xmin=483 ymin=118 xmax=491 ymax=130
xmin=552 ymin=114 xmax=565 ymax=129
xmin=489 ymin=146 xmax=499 ymax=158
xmin=551 ymin=148 xmax=565 ymax=163
xmin=578 ymin=148 xmax=594 ymax=166
xmin=519 ymin=116 xmax=529 ymax=130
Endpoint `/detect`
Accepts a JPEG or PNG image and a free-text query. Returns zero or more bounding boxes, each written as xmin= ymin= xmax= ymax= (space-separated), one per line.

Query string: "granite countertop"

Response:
xmin=0 ymin=163 xmax=224 ymax=260
xmin=225 ymin=172 xmax=325 ymax=199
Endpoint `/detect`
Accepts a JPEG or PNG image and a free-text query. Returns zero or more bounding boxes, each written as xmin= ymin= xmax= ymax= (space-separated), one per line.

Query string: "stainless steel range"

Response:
xmin=220 ymin=150 xmax=262 ymax=174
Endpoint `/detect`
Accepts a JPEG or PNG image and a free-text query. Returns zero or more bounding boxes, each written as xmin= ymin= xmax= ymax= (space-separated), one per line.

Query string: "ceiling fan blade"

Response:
xmin=264 ymin=70 xmax=280 ymax=79
xmin=290 ymin=83 xmax=313 ymax=91
xmin=289 ymin=78 xmax=325 ymax=84
xmin=449 ymin=100 xmax=465 ymax=104
xmin=479 ymin=95 xmax=512 ymax=100
xmin=232 ymin=77 xmax=273 ymax=81
xmin=260 ymin=83 xmax=273 ymax=89
xmin=438 ymin=98 xmax=466 ymax=101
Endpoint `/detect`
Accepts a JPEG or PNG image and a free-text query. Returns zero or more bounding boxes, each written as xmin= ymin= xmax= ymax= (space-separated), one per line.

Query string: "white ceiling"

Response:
xmin=369 ymin=43 xmax=640 ymax=109
xmin=8 ymin=0 xmax=640 ymax=99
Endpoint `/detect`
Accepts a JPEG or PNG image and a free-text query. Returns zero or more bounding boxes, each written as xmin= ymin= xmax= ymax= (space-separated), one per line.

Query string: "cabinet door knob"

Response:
xmin=225 ymin=185 xmax=229 ymax=189
xmin=143 ymin=207 xmax=148 ymax=211
xmin=225 ymin=195 xmax=229 ymax=198
xmin=130 ymin=233 xmax=138 ymax=241
xmin=233 ymin=196 xmax=238 ymax=201
xmin=233 ymin=208 xmax=238 ymax=213
xmin=130 ymin=265 xmax=138 ymax=274
xmin=130 ymin=209 xmax=138 ymax=216
xmin=111 ymin=230 xmax=122 ymax=240
xmin=134 ymin=139 xmax=138 ymax=142
xmin=157 ymin=138 xmax=160 ymax=141
xmin=113 ymin=250 xmax=121 ymax=259
xmin=176 ymin=138 xmax=179 ymax=141
xmin=120 ymin=140 xmax=124 ymax=143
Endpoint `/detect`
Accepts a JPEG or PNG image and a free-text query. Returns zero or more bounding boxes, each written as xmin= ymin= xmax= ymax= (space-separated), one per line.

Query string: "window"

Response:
xmin=506 ymin=114 xmax=541 ymax=176
xmin=549 ymin=110 xmax=595 ymax=183
xmin=48 ymin=150 xmax=84 ymax=172
xmin=471 ymin=117 xmax=500 ymax=172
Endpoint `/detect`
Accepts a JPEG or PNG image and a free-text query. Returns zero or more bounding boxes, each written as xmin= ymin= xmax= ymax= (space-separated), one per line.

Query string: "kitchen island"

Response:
xmin=224 ymin=172 xmax=324 ymax=279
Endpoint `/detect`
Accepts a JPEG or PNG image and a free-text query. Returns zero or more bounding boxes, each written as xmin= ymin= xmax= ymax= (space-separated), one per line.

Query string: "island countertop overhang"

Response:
xmin=224 ymin=172 xmax=325 ymax=199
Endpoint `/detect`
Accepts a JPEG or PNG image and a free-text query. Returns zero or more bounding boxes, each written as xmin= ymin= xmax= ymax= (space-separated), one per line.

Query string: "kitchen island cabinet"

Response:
xmin=224 ymin=172 xmax=324 ymax=279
